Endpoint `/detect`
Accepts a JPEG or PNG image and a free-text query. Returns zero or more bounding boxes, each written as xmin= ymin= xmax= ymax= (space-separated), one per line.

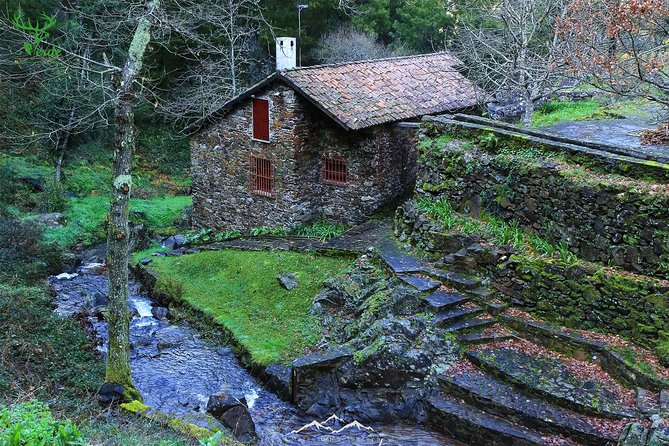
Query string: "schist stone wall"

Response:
xmin=191 ymin=83 xmax=418 ymax=232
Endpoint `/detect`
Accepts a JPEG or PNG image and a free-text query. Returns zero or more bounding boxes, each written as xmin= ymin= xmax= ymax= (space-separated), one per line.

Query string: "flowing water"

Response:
xmin=50 ymin=263 xmax=461 ymax=446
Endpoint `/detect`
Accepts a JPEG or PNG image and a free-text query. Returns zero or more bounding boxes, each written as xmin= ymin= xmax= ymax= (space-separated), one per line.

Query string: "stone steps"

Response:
xmin=500 ymin=314 xmax=669 ymax=392
xmin=444 ymin=317 xmax=497 ymax=334
xmin=457 ymin=330 xmax=516 ymax=345
xmin=433 ymin=306 xmax=484 ymax=327
xmin=467 ymin=349 xmax=637 ymax=420
xmin=422 ymin=267 xmax=482 ymax=290
xmin=439 ymin=369 xmax=619 ymax=446
xmin=426 ymin=394 xmax=576 ymax=446
xmin=397 ymin=274 xmax=441 ymax=292
xmin=424 ymin=291 xmax=470 ymax=311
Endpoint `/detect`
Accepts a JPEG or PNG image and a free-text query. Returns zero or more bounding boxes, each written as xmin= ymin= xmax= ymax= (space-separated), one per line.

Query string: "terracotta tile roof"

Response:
xmin=281 ymin=52 xmax=481 ymax=130
xmin=187 ymin=52 xmax=481 ymax=134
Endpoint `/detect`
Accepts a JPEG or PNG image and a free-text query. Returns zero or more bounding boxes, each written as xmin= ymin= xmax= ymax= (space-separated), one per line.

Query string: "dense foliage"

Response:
xmin=0 ymin=217 xmax=63 ymax=285
xmin=0 ymin=401 xmax=85 ymax=446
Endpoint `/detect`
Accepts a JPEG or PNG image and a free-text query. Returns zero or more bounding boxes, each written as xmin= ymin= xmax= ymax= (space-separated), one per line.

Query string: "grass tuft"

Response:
xmin=415 ymin=197 xmax=578 ymax=263
xmin=532 ymin=100 xmax=601 ymax=127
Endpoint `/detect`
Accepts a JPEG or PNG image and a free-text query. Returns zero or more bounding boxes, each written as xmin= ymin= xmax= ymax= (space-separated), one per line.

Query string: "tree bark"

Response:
xmin=105 ymin=0 xmax=159 ymax=401
xmin=55 ymin=104 xmax=77 ymax=184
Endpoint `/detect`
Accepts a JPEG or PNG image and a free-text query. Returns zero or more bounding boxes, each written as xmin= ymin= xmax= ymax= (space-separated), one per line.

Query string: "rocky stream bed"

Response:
xmin=49 ymin=261 xmax=459 ymax=446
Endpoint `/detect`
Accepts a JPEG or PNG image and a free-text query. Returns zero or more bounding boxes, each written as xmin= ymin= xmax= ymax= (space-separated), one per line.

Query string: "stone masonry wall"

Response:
xmin=395 ymin=203 xmax=669 ymax=347
xmin=191 ymin=82 xmax=417 ymax=232
xmin=416 ymin=123 xmax=669 ymax=278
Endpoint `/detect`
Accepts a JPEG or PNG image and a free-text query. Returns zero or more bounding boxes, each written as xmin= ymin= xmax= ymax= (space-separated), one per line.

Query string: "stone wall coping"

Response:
xmin=422 ymin=115 xmax=669 ymax=176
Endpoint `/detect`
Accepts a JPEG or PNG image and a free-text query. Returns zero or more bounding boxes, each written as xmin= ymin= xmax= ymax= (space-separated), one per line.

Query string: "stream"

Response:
xmin=50 ymin=262 xmax=461 ymax=446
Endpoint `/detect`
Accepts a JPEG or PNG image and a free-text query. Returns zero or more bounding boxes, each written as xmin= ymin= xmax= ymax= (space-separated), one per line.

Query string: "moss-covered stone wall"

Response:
xmin=417 ymin=123 xmax=669 ymax=279
xmin=395 ymin=203 xmax=669 ymax=348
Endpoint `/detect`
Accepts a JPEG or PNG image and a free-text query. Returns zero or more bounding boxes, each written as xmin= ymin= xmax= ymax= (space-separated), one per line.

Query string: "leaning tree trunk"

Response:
xmin=105 ymin=0 xmax=158 ymax=402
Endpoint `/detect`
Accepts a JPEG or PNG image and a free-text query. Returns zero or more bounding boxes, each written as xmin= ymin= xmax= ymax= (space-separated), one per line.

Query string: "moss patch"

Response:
xmin=121 ymin=400 xmax=150 ymax=415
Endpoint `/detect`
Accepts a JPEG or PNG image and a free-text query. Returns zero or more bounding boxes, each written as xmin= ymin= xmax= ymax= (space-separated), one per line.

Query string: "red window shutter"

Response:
xmin=252 ymin=98 xmax=270 ymax=141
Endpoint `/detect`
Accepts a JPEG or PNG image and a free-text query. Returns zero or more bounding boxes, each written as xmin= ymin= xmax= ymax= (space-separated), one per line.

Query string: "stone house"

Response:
xmin=190 ymin=49 xmax=480 ymax=232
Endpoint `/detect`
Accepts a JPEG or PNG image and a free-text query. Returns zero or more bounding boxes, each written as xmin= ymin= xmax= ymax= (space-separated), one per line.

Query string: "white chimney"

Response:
xmin=276 ymin=37 xmax=297 ymax=71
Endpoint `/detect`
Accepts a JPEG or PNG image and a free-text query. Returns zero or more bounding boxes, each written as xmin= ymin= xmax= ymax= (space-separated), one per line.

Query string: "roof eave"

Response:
xmin=278 ymin=73 xmax=353 ymax=131
xmin=184 ymin=72 xmax=280 ymax=134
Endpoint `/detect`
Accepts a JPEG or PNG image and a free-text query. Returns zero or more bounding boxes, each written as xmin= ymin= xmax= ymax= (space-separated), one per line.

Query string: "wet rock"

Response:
xmin=92 ymin=292 xmax=108 ymax=308
xmin=37 ymin=213 xmax=66 ymax=227
xmin=661 ymin=390 xmax=669 ymax=415
xmin=98 ymin=383 xmax=125 ymax=407
xmin=277 ymin=272 xmax=298 ymax=290
xmin=264 ymin=364 xmax=292 ymax=400
xmin=219 ymin=405 xmax=258 ymax=443
xmin=140 ymin=258 xmax=152 ymax=266
xmin=648 ymin=426 xmax=669 ymax=446
xmin=151 ymin=306 xmax=169 ymax=320
xmin=207 ymin=392 xmax=257 ymax=443
xmin=618 ymin=422 xmax=649 ymax=446
xmin=206 ymin=392 xmax=248 ymax=417
xmin=161 ymin=235 xmax=187 ymax=250
xmin=156 ymin=326 xmax=188 ymax=350
xmin=293 ymin=347 xmax=354 ymax=369
xmin=386 ymin=286 xmax=425 ymax=316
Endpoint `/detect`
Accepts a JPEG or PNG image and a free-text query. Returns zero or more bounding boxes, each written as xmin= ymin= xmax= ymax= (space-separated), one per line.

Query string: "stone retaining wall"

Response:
xmin=396 ymin=203 xmax=669 ymax=348
xmin=417 ymin=121 xmax=669 ymax=278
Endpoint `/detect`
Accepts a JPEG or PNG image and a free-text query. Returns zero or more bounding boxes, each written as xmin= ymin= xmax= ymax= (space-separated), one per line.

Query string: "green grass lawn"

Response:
xmin=144 ymin=250 xmax=352 ymax=365
xmin=43 ymin=195 xmax=192 ymax=248
xmin=532 ymin=99 xmax=601 ymax=127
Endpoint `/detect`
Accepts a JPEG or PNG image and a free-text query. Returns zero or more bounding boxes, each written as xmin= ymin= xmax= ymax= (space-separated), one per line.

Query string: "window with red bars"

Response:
xmin=252 ymin=98 xmax=270 ymax=142
xmin=250 ymin=155 xmax=274 ymax=197
xmin=322 ymin=157 xmax=348 ymax=186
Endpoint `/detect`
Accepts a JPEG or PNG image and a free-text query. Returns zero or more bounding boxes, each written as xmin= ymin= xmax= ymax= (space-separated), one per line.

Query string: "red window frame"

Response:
xmin=322 ymin=157 xmax=348 ymax=186
xmin=252 ymin=98 xmax=270 ymax=142
xmin=250 ymin=155 xmax=274 ymax=197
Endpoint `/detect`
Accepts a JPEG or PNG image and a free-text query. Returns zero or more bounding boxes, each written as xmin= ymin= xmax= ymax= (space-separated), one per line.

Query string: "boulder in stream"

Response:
xmin=207 ymin=392 xmax=258 ymax=444
xmin=151 ymin=306 xmax=169 ymax=320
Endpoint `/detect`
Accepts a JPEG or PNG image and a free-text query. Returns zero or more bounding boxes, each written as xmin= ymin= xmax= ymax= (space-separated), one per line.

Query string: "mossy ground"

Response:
xmin=1 ymin=153 xmax=192 ymax=249
xmin=42 ymin=195 xmax=191 ymax=248
xmin=141 ymin=249 xmax=352 ymax=364
xmin=532 ymin=99 xmax=602 ymax=127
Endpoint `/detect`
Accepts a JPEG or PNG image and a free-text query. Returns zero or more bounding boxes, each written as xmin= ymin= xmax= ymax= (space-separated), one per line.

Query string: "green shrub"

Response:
xmin=185 ymin=228 xmax=241 ymax=246
xmin=293 ymin=218 xmax=350 ymax=240
xmin=37 ymin=178 xmax=69 ymax=213
xmin=416 ymin=197 xmax=578 ymax=263
xmin=0 ymin=285 xmax=102 ymax=405
xmin=532 ymin=99 xmax=600 ymax=127
xmin=155 ymin=277 xmax=185 ymax=303
xmin=0 ymin=217 xmax=63 ymax=284
xmin=0 ymin=400 xmax=85 ymax=446
xmin=477 ymin=132 xmax=500 ymax=150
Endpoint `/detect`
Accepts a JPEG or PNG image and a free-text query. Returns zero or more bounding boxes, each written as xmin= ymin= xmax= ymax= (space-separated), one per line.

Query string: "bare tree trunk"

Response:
xmin=521 ymin=94 xmax=534 ymax=126
xmin=55 ymin=151 xmax=64 ymax=184
xmin=55 ymin=104 xmax=77 ymax=184
xmin=105 ymin=0 xmax=158 ymax=401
